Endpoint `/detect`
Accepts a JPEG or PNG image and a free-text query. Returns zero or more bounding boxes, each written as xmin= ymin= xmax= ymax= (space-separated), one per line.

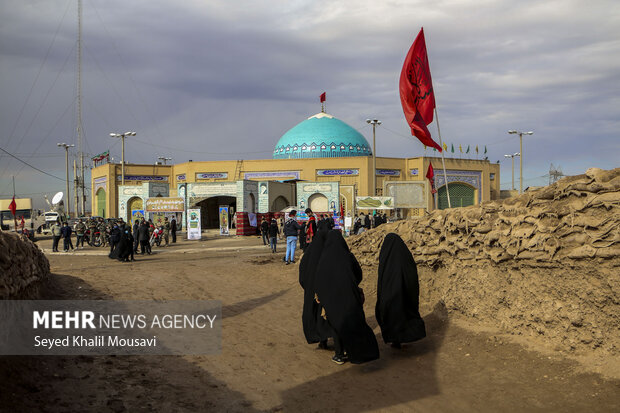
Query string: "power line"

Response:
xmin=0 ymin=146 xmax=65 ymax=181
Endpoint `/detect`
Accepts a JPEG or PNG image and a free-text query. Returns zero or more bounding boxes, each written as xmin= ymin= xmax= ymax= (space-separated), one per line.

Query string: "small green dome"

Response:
xmin=273 ymin=112 xmax=371 ymax=159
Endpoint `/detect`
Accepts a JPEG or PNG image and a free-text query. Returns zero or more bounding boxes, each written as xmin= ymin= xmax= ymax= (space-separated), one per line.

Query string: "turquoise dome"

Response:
xmin=273 ymin=112 xmax=372 ymax=159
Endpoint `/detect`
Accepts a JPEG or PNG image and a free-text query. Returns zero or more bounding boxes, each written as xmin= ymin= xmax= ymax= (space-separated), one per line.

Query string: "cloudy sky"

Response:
xmin=1 ymin=0 xmax=618 ymax=208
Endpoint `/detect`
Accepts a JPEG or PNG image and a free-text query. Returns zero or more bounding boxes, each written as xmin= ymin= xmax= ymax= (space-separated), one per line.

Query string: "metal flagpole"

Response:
xmin=434 ymin=108 xmax=451 ymax=208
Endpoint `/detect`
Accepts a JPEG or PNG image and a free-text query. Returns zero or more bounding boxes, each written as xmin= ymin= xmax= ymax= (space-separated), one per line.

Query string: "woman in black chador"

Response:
xmin=314 ymin=230 xmax=379 ymax=364
xmin=375 ymin=233 xmax=426 ymax=348
xmin=109 ymin=230 xmax=135 ymax=262
xmin=299 ymin=229 xmax=330 ymax=348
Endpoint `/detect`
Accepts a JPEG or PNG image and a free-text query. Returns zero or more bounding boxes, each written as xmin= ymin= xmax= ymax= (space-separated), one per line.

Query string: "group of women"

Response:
xmin=299 ymin=230 xmax=426 ymax=364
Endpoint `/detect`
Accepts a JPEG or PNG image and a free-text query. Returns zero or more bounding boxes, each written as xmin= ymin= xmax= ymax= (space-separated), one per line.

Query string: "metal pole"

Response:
xmin=64 ymin=146 xmax=70 ymax=218
xmin=434 ymin=108 xmax=451 ymax=208
xmin=519 ymin=133 xmax=523 ymax=194
xmin=512 ymin=156 xmax=515 ymax=190
xmin=121 ymin=135 xmax=125 ymax=186
xmin=372 ymin=124 xmax=376 ymax=196
xmin=74 ymin=159 xmax=78 ymax=216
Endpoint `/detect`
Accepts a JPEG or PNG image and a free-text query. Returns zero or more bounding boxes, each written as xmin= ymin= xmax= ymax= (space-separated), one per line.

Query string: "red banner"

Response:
xmin=426 ymin=162 xmax=437 ymax=194
xmin=8 ymin=196 xmax=16 ymax=216
xmin=320 ymin=92 xmax=326 ymax=103
xmin=399 ymin=28 xmax=442 ymax=152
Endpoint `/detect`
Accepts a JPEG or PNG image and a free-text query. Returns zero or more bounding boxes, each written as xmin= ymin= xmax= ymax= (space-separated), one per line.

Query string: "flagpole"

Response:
xmin=434 ymin=108 xmax=451 ymax=208
xmin=12 ymin=176 xmax=18 ymax=232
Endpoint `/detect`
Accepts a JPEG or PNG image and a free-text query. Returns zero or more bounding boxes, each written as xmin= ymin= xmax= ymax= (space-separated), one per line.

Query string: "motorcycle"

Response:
xmin=150 ymin=226 xmax=163 ymax=247
xmin=84 ymin=228 xmax=103 ymax=247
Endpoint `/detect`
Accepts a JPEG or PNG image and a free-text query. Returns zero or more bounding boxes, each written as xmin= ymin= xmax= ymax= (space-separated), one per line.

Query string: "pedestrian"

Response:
xmin=132 ymin=219 xmax=140 ymax=253
xmin=305 ymin=208 xmax=317 ymax=245
xmin=61 ymin=222 xmax=74 ymax=252
xmin=171 ymin=217 xmax=177 ymax=243
xmin=299 ymin=221 xmax=307 ymax=251
xmin=268 ymin=218 xmax=278 ymax=253
xmin=109 ymin=223 xmax=121 ymax=254
xmin=353 ymin=214 xmax=361 ymax=235
xmin=278 ymin=216 xmax=284 ymax=240
xmin=260 ymin=217 xmax=269 ymax=246
xmin=97 ymin=218 xmax=107 ymax=247
xmin=283 ymin=210 xmax=301 ymax=265
xmin=51 ymin=220 xmax=62 ymax=252
xmin=138 ymin=220 xmax=151 ymax=254
xmin=376 ymin=233 xmax=426 ymax=348
xmin=314 ymin=230 xmax=379 ymax=365
xmin=363 ymin=212 xmax=371 ymax=231
xmin=299 ymin=229 xmax=331 ymax=349
xmin=75 ymin=218 xmax=86 ymax=249
xmin=163 ymin=217 xmax=170 ymax=246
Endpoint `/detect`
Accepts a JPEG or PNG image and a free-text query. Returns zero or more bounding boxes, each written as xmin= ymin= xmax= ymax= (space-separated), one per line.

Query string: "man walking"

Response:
xmin=51 ymin=220 xmax=62 ymax=252
xmin=75 ymin=218 xmax=86 ymax=249
xmin=283 ymin=210 xmax=301 ymax=265
xmin=268 ymin=218 xmax=278 ymax=253
xmin=260 ymin=217 xmax=269 ymax=245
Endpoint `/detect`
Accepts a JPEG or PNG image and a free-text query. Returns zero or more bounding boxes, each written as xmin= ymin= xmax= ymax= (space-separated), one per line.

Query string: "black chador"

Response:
xmin=314 ymin=230 xmax=379 ymax=364
xmin=375 ymin=233 xmax=426 ymax=346
xmin=109 ymin=231 xmax=134 ymax=262
xmin=299 ymin=229 xmax=330 ymax=344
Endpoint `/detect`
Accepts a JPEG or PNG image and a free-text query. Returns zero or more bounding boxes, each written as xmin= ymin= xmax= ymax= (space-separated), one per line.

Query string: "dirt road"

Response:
xmin=1 ymin=234 xmax=618 ymax=412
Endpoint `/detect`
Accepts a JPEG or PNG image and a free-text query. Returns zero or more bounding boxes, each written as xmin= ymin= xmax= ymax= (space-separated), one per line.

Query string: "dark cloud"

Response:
xmin=1 ymin=0 xmax=618 ymax=207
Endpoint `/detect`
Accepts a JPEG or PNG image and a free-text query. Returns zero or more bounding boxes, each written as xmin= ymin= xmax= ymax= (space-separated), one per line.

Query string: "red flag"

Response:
xmin=426 ymin=162 xmax=437 ymax=194
xmin=399 ymin=28 xmax=442 ymax=152
xmin=20 ymin=216 xmax=25 ymax=228
xmin=320 ymin=92 xmax=326 ymax=103
xmin=8 ymin=196 xmax=17 ymax=216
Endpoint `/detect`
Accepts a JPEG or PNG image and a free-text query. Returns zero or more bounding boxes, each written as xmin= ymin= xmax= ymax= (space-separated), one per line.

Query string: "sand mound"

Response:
xmin=0 ymin=232 xmax=50 ymax=299
xmin=349 ymin=167 xmax=619 ymax=355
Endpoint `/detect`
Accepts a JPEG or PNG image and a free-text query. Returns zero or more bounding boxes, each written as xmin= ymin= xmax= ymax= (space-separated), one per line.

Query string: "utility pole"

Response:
xmin=110 ymin=132 xmax=136 ymax=186
xmin=504 ymin=153 xmax=520 ymax=190
xmin=57 ymin=143 xmax=75 ymax=217
xmin=366 ymin=119 xmax=381 ymax=196
xmin=508 ymin=130 xmax=533 ymax=194
xmin=77 ymin=0 xmax=85 ymax=215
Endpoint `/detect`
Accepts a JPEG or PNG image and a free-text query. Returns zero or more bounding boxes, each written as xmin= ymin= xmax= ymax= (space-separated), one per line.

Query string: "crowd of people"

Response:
xmin=50 ymin=216 xmax=178 ymax=260
xmin=299 ymin=229 xmax=426 ymax=365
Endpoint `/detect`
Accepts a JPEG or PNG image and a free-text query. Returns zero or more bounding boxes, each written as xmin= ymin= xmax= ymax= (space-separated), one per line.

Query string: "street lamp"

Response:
xmin=157 ymin=156 xmax=172 ymax=165
xmin=504 ymin=152 xmax=520 ymax=190
xmin=57 ymin=142 xmax=75 ymax=217
xmin=366 ymin=119 xmax=381 ymax=196
xmin=109 ymin=131 xmax=136 ymax=185
xmin=508 ymin=130 xmax=533 ymax=194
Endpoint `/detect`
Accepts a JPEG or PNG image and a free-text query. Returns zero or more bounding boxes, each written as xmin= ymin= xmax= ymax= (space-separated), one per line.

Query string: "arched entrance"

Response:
xmin=195 ymin=196 xmax=237 ymax=229
xmin=96 ymin=189 xmax=106 ymax=217
xmin=270 ymin=196 xmax=289 ymax=212
xmin=308 ymin=193 xmax=328 ymax=212
xmin=248 ymin=193 xmax=256 ymax=214
xmin=438 ymin=182 xmax=476 ymax=209
xmin=127 ymin=196 xmax=144 ymax=224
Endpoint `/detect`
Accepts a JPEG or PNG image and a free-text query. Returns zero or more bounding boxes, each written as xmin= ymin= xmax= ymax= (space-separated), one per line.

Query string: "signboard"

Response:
xmin=355 ymin=196 xmax=394 ymax=210
xmin=344 ymin=216 xmax=352 ymax=229
xmin=117 ymin=175 xmax=168 ymax=182
xmin=244 ymin=171 xmax=301 ymax=180
xmin=131 ymin=209 xmax=144 ymax=224
xmin=197 ymin=172 xmax=228 ymax=179
xmin=187 ymin=209 xmax=201 ymax=240
xmin=219 ymin=206 xmax=229 ymax=236
xmin=377 ymin=169 xmax=400 ymax=176
xmin=317 ymin=169 xmax=359 ymax=176
xmin=385 ymin=181 xmax=427 ymax=208
xmin=145 ymin=197 xmax=184 ymax=212
xmin=176 ymin=174 xmax=186 ymax=181
xmin=410 ymin=168 xmax=419 ymax=176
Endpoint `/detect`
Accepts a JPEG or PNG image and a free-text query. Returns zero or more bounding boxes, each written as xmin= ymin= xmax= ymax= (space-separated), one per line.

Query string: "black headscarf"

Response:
xmin=375 ymin=233 xmax=426 ymax=344
xmin=299 ymin=229 xmax=330 ymax=343
xmin=314 ymin=230 xmax=379 ymax=364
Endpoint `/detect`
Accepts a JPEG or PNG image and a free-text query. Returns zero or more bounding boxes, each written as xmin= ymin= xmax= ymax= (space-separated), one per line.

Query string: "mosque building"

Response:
xmin=91 ymin=110 xmax=500 ymax=234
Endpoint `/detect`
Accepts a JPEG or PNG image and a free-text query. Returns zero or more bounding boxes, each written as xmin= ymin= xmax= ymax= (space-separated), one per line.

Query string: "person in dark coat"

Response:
xmin=299 ymin=229 xmax=330 ymax=348
xmin=138 ymin=221 xmax=151 ymax=254
xmin=268 ymin=218 xmax=279 ymax=253
xmin=109 ymin=223 xmax=121 ymax=254
xmin=109 ymin=229 xmax=134 ymax=262
xmin=314 ymin=230 xmax=379 ymax=365
xmin=171 ymin=217 xmax=177 ymax=243
xmin=132 ymin=220 xmax=140 ymax=253
xmin=299 ymin=221 xmax=307 ymax=251
xmin=375 ymin=233 xmax=426 ymax=348
xmin=260 ymin=218 xmax=269 ymax=245
xmin=61 ymin=222 xmax=73 ymax=252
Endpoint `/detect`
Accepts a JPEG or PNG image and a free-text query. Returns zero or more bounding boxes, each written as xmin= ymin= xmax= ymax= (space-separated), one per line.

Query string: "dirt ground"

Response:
xmin=1 ymin=233 xmax=619 ymax=412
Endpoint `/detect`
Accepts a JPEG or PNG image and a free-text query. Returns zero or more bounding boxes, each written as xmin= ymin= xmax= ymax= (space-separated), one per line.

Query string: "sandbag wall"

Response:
xmin=349 ymin=168 xmax=619 ymax=355
xmin=0 ymin=232 xmax=50 ymax=299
